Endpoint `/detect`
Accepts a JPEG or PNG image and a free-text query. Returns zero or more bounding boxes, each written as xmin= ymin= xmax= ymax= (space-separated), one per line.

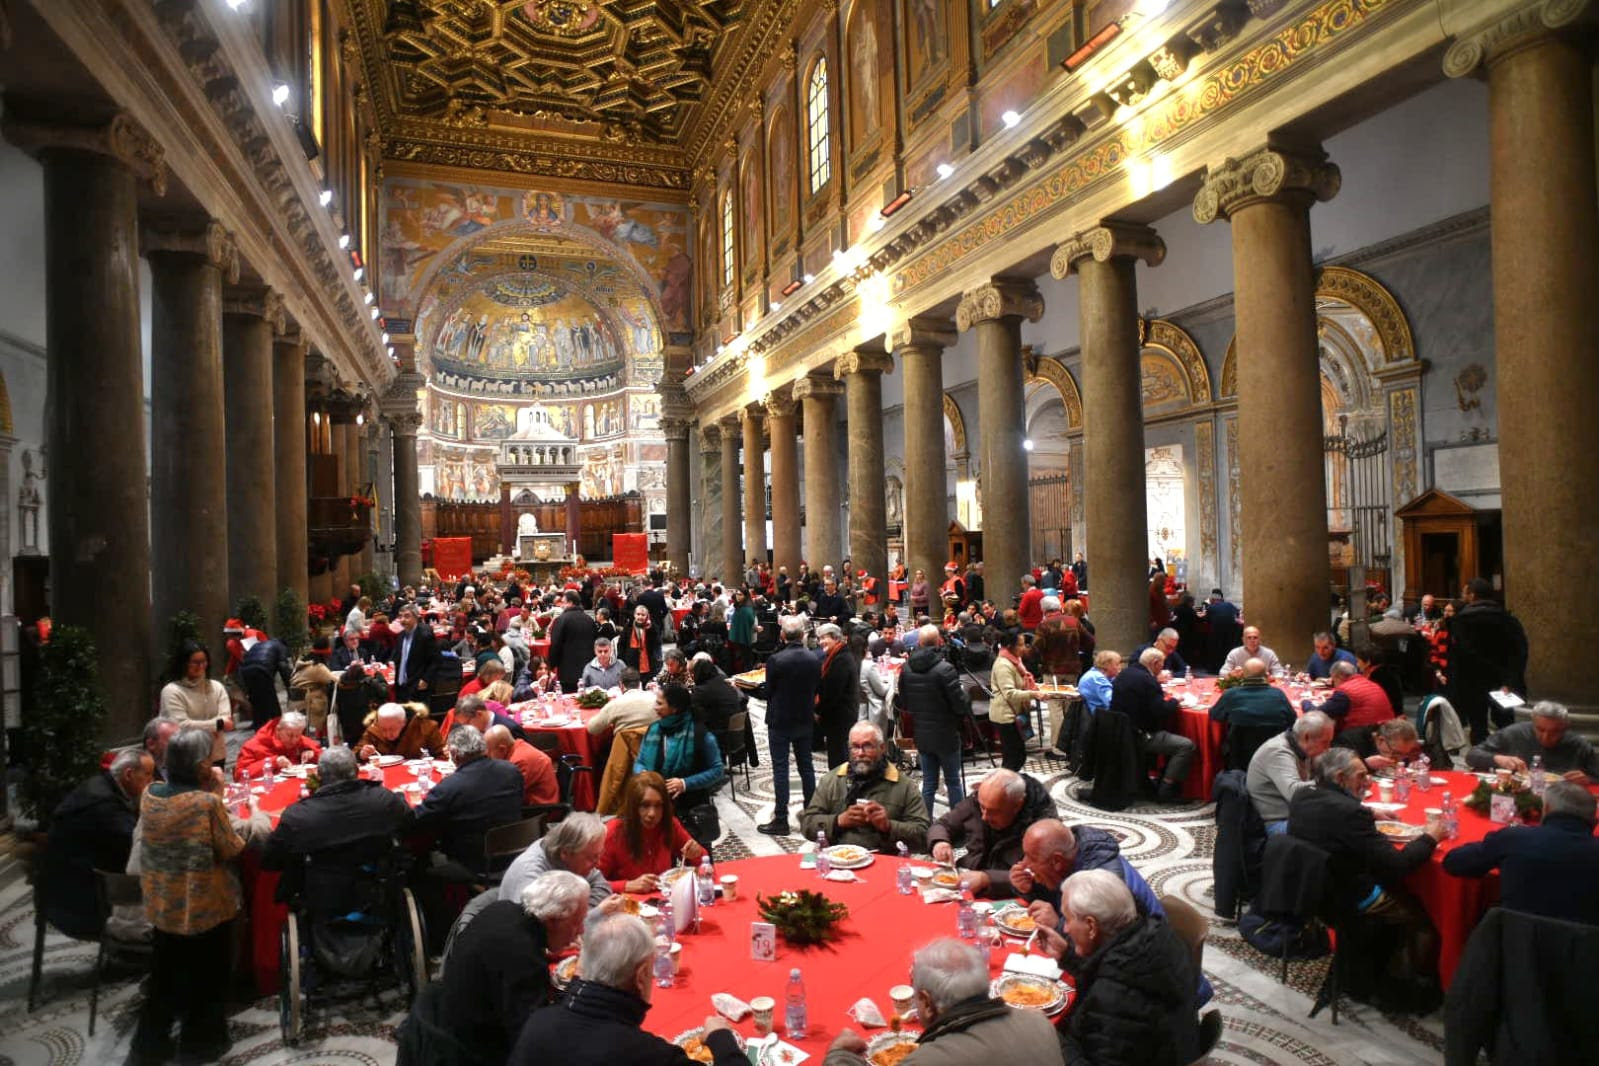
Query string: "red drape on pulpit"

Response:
xmin=432 ymin=536 xmax=473 ymax=581
xmin=612 ymin=533 xmax=648 ymax=574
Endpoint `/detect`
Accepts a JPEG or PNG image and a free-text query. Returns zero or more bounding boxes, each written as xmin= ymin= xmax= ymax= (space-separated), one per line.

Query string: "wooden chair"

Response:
xmin=480 ymin=816 xmax=550 ymax=884
xmin=718 ymin=711 xmax=751 ymax=798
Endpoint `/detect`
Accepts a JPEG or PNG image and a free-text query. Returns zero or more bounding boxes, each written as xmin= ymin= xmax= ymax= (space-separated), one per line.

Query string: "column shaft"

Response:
xmin=223 ymin=298 xmax=280 ymax=612
xmin=896 ymin=325 xmax=955 ymax=592
xmin=392 ymin=419 xmax=423 ymax=587
xmin=1487 ymin=33 xmax=1599 ymax=704
xmin=767 ymin=401 xmax=801 ymax=579
xmin=841 ymin=355 xmax=890 ymax=587
xmin=1079 ymin=255 xmax=1149 ymax=654
xmin=41 ymin=148 xmax=152 ymax=735
xmin=975 ymin=317 xmax=1030 ymax=600
xmin=149 ymin=239 xmax=230 ymax=656
xmin=797 ymin=378 xmax=843 ymax=572
xmin=742 ymin=410 xmax=768 ymax=568
xmin=665 ymin=424 xmax=693 ymax=573
xmin=566 ymin=482 xmax=581 ymax=556
xmin=272 ymin=337 xmax=308 ymax=608
xmin=360 ymin=423 xmax=378 ymax=576
xmin=330 ymin=418 xmax=353 ymax=594
xmin=720 ymin=424 xmax=742 ymax=582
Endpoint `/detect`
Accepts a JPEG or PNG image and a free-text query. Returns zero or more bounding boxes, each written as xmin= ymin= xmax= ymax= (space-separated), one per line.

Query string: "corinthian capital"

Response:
xmin=659 ymin=416 xmax=693 ymax=441
xmin=956 ymin=279 xmax=1044 ymax=331
xmin=1 ymin=110 xmax=168 ymax=196
xmin=1444 ymin=0 xmax=1595 ymax=77
xmin=762 ymin=389 xmax=797 ymax=419
xmin=143 ymin=220 xmax=241 ymax=283
xmin=792 ymin=374 xmax=843 ymax=401
xmin=834 ymin=349 xmax=896 ymax=380
xmin=223 ymin=286 xmax=287 ymax=334
xmin=1193 ymin=146 xmax=1340 ymax=224
xmin=1049 ymin=222 xmax=1166 ymax=279
xmin=890 ymin=316 xmax=958 ymax=353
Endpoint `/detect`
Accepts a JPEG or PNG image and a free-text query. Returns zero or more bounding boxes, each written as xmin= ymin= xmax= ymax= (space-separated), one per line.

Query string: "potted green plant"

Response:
xmin=275 ymin=587 xmax=308 ymax=654
xmin=19 ymin=625 xmax=109 ymax=830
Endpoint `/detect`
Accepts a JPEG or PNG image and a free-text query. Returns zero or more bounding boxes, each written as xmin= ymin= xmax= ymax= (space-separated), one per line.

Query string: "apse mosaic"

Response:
xmin=432 ymin=286 xmax=625 ymax=377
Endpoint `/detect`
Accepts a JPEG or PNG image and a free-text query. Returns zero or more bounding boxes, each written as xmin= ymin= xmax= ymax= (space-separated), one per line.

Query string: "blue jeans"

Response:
xmin=918 ymin=749 xmax=965 ymax=815
xmin=768 ymin=725 xmax=816 ymax=819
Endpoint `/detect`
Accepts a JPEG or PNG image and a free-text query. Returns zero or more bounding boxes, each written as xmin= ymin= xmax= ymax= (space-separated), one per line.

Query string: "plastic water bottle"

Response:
xmin=419 ymin=747 xmax=431 ymax=763
xmin=956 ymin=891 xmax=978 ymax=940
xmin=1531 ymin=755 xmax=1546 ymax=797
xmin=696 ymin=856 xmax=715 ymax=907
xmin=1441 ymin=791 xmax=1459 ymax=840
xmin=1395 ymin=763 xmax=1412 ymax=802
xmin=784 ymin=968 xmax=808 ymax=1040
xmin=1415 ymin=754 xmax=1431 ymax=792
xmin=1184 ymin=665 xmax=1193 ymax=683
xmin=653 ymin=940 xmax=675 ymax=988
xmin=896 ymin=841 xmax=914 ymax=895
xmin=815 ymin=832 xmax=831 ymax=877
xmin=659 ymin=897 xmax=675 ymax=945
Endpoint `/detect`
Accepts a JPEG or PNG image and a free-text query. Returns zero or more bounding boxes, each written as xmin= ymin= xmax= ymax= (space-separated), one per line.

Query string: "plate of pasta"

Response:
xmin=991 ymin=973 xmax=1069 ymax=1015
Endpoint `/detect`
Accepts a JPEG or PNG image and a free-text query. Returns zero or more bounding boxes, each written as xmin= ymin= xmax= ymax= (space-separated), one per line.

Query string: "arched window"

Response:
xmin=806 ymin=56 xmax=832 ymax=195
xmin=721 ymin=190 xmax=736 ymax=289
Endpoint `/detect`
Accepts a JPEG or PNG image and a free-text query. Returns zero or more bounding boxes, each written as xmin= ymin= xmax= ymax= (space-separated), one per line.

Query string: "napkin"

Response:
xmin=752 ymin=1034 xmax=810 ymax=1066
xmin=711 ymin=992 xmax=751 ymax=1021
xmin=919 ymin=887 xmax=961 ymax=904
xmin=1003 ymin=952 xmax=1063 ymax=980
xmin=823 ymin=869 xmax=861 ymax=883
xmin=847 ymin=997 xmax=887 ymax=1028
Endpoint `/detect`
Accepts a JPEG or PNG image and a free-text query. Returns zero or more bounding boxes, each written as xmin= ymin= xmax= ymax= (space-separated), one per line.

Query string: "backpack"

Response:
xmin=1239 ymin=906 xmax=1331 ymax=960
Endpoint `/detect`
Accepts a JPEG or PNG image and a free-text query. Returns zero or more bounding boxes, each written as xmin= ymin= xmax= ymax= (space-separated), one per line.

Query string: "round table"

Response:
xmin=511 ymin=695 xmax=605 ymax=811
xmin=1167 ymin=676 xmax=1326 ymax=801
xmin=629 ymin=854 xmax=1060 ymax=1055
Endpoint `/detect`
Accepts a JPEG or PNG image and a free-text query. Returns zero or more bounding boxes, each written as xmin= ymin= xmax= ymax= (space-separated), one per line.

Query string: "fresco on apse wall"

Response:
xmin=767 ymin=105 xmax=794 ymax=243
xmin=432 ymin=283 xmax=625 ymax=377
xmin=628 ymin=393 xmax=660 ymax=431
xmin=846 ymin=0 xmax=893 ymax=151
xmin=382 ymin=178 xmax=693 ymax=333
xmin=581 ymin=445 xmax=627 ymax=498
xmin=432 ymin=396 xmax=466 ymax=438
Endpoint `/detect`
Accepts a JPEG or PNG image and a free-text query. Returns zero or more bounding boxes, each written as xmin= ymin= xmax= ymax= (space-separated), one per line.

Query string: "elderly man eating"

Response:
xmin=1466 ymin=700 xmax=1599 ymax=782
xmin=235 ymin=711 xmax=321 ymax=780
xmin=927 ymin=768 xmax=1057 ymax=898
xmin=1009 ymin=818 xmax=1161 ymax=932
xmin=799 ymin=721 xmax=929 ymax=853
xmin=1300 ymin=660 xmax=1394 ymax=730
xmin=357 ymin=701 xmax=445 ymax=761
xmin=1222 ymin=626 xmax=1285 ymax=678
xmin=1247 ymin=711 xmax=1335 ymax=834
xmin=499 ymin=811 xmax=613 ymax=905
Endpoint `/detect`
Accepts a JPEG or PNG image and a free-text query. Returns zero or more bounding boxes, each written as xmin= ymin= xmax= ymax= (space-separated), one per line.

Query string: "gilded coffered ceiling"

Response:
xmin=347 ymin=0 xmax=785 ymax=189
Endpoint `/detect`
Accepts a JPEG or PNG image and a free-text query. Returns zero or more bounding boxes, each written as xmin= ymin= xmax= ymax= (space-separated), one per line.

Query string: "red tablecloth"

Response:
xmin=513 ymin=695 xmax=605 ymax=811
xmin=672 ymin=606 xmax=691 ymax=626
xmin=530 ymin=637 xmax=551 ymax=662
xmin=1166 ymin=677 xmax=1325 ymax=801
xmin=632 ymin=854 xmax=1057 ymax=1054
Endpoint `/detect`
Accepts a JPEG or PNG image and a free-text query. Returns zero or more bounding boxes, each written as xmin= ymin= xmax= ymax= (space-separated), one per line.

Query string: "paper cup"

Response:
xmin=1376 ymin=779 xmax=1394 ymax=803
xmin=890 ymin=984 xmax=916 ymax=1017
xmin=1424 ymin=808 xmax=1443 ymax=834
xmin=668 ymin=941 xmax=682 ymax=974
xmin=750 ymin=996 xmax=776 ymax=1035
xmin=719 ymin=873 xmax=739 ymax=901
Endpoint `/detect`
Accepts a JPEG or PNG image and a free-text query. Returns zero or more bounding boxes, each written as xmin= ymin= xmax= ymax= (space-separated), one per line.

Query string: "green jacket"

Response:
xmin=799 ymin=761 xmax=929 ymax=853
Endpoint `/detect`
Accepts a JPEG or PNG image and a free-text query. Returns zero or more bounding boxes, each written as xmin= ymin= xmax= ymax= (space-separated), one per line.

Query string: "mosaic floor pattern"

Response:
xmin=0 ymin=695 xmax=1449 ymax=1065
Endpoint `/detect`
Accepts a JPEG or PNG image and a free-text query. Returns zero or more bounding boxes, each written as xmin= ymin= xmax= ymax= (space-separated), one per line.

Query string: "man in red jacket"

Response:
xmin=1301 ymin=660 xmax=1395 ymax=731
xmin=235 ymin=711 xmax=322 ymax=779
xmin=1017 ymin=574 xmax=1045 ymax=631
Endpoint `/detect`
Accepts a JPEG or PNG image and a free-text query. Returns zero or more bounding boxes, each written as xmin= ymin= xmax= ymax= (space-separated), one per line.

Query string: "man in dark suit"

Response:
xmin=636 ymin=575 xmax=669 ymax=634
xmin=389 ymin=604 xmax=439 ymax=704
xmin=413 ymin=724 xmax=525 ymax=870
xmin=42 ymin=750 xmax=155 ymax=938
xmin=1110 ymin=647 xmax=1195 ymax=803
xmin=812 ymin=578 xmax=849 ymax=629
xmin=548 ymin=590 xmax=599 ymax=693
xmin=1443 ymin=780 xmax=1599 ymax=925
xmin=754 ymin=617 xmax=822 ymax=836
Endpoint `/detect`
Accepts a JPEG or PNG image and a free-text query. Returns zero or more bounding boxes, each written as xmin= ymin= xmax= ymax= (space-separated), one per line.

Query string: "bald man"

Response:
xmin=484 ymin=724 xmax=559 ymax=806
xmin=927 ymin=769 xmax=1057 ymax=898
xmin=1009 ymin=818 xmax=1163 ymax=932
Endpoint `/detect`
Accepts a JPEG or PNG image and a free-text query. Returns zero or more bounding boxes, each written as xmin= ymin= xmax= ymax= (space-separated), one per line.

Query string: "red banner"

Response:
xmin=612 ymin=533 xmax=649 ymax=574
xmin=431 ymin=536 xmax=474 ymax=582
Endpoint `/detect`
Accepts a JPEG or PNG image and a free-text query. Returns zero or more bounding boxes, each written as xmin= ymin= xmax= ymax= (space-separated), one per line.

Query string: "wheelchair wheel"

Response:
xmin=396 ymin=886 xmax=429 ymax=1000
xmin=279 ymin=912 xmax=304 ymax=1046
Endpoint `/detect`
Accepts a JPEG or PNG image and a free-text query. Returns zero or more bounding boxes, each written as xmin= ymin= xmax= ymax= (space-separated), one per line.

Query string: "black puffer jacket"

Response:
xmin=1061 ymin=915 xmax=1200 ymax=1066
xmin=927 ymin=773 xmax=1057 ymax=898
xmin=897 ymin=644 xmax=968 ymax=754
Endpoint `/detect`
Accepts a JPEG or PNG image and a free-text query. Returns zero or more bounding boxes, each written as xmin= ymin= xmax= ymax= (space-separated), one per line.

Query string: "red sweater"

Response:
xmin=598 ymin=815 xmax=695 ymax=891
xmin=1018 ymin=587 xmax=1045 ymax=630
xmin=235 ymin=718 xmax=322 ymax=780
xmin=1339 ymin=674 xmax=1396 ymax=729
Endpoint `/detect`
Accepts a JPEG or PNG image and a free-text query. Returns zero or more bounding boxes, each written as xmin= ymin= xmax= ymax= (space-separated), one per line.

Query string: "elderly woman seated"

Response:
xmin=499 ymin=811 xmax=614 ymax=906
xmin=234 ymin=711 xmax=322 ymax=780
xmin=358 ymin=701 xmax=445 ymax=762
xmin=598 ymin=771 xmax=706 ymax=893
xmin=1035 ymin=869 xmax=1200 ymax=1066
xmin=406 ymin=869 xmax=593 ymax=1065
xmin=632 ymin=684 xmax=725 ymax=829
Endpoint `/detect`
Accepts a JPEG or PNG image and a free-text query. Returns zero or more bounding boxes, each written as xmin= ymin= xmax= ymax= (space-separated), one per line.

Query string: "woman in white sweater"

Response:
xmin=158 ymin=640 xmax=232 ymax=765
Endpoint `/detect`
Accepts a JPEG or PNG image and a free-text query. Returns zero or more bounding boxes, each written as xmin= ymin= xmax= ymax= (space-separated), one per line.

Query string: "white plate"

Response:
xmin=374 ymin=754 xmax=405 ymax=767
xmin=992 ymin=904 xmax=1039 ymax=937
xmin=908 ymin=866 xmax=937 ymax=880
xmin=279 ymin=764 xmax=310 ymax=777
xmin=1431 ymin=776 xmax=1449 ymax=785
xmin=672 ymin=1028 xmax=747 ymax=1062
xmin=825 ymin=845 xmax=875 ymax=869
xmin=865 ymin=1031 xmax=921 ymax=1065
xmin=1364 ymin=801 xmax=1406 ymax=812
xmin=991 ymin=973 xmax=1069 ymax=1015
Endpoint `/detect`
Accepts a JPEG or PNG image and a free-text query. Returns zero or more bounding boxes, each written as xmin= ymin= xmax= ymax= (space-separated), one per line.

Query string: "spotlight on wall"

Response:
xmin=272 ymin=83 xmax=290 ymax=107
xmin=338 ymin=233 xmax=351 ymax=250
xmin=771 ymin=302 xmax=782 ymax=313
xmin=803 ymin=274 xmax=814 ymax=284
xmin=1023 ymin=438 xmax=1035 ymax=452
xmin=1062 ymin=20 xmax=1123 ymax=71
xmin=370 ymin=307 xmax=381 ymax=320
xmin=1002 ymin=110 xmax=1021 ymax=128
xmin=936 ymin=162 xmax=954 ymax=180
xmin=381 ymin=332 xmax=390 ymax=345
xmin=353 ymin=267 xmax=364 ymax=282
xmin=319 ymin=189 xmax=333 ymax=207
xmin=356 ymin=413 xmax=364 ymax=426
xmin=364 ymin=291 xmax=375 ymax=305
xmin=880 ymin=189 xmax=915 ymax=218
xmin=226 ymin=0 xmax=247 ymax=9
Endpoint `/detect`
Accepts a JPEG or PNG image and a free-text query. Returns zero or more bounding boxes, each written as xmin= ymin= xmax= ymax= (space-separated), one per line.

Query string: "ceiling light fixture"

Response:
xmin=803 ymin=274 xmax=814 ymax=284
xmin=1002 ymin=110 xmax=1021 ymax=128
xmin=1063 ymin=20 xmax=1123 ymax=71
xmin=1023 ymin=438 xmax=1035 ymax=452
xmin=381 ymin=332 xmax=390 ymax=345
xmin=226 ymin=0 xmax=247 ymax=9
xmin=272 ymin=83 xmax=290 ymax=107
xmin=370 ymin=308 xmax=380 ymax=320
xmin=771 ymin=302 xmax=782 ymax=312
xmin=353 ymin=267 xmax=364 ymax=282
xmin=364 ymin=292 xmax=375 ymax=305
xmin=936 ymin=163 xmax=954 ymax=180
xmin=338 ymin=234 xmax=350 ymax=250
xmin=319 ymin=189 xmax=333 ymax=207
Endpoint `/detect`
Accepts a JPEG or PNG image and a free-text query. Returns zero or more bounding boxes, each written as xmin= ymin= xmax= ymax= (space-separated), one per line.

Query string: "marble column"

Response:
xmin=957 ymin=279 xmax=1044 ymax=604
xmin=146 ymin=221 xmax=236 ymax=657
xmin=1 ymin=112 xmax=164 ymax=737
xmin=764 ymin=390 xmax=801 ymax=580
xmin=741 ymin=406 xmax=768 ymax=568
xmin=699 ymin=425 xmax=723 ymax=578
xmin=836 ymin=347 xmax=895 ymax=590
xmin=1446 ymin=8 xmax=1599 ymax=712
xmin=565 ymin=482 xmax=581 ymax=557
xmin=893 ymin=318 xmax=957 ymax=593
xmin=328 ymin=405 xmax=355 ymax=594
xmin=271 ymin=331 xmax=309 ymax=610
xmin=387 ymin=402 xmax=424 ymax=588
xmin=222 ymin=287 xmax=284 ymax=614
xmin=1052 ymin=224 xmax=1166 ymax=654
xmin=662 ymin=416 xmax=694 ymax=574
xmin=1196 ymin=146 xmax=1339 ymax=646
xmin=345 ymin=414 xmax=367 ymax=581
xmin=794 ymin=374 xmax=844 ymax=572
xmin=720 ymin=416 xmax=743 ymax=582
xmin=361 ymin=421 xmax=379 ymax=576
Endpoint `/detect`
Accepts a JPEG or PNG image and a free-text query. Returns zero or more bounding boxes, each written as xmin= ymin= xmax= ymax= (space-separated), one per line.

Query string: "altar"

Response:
xmin=497 ymin=403 xmax=583 ymax=570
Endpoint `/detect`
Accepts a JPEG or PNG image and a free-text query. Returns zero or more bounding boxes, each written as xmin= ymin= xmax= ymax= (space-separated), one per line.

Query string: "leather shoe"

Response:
xmin=756 ymin=819 xmax=791 ymax=836
xmin=1155 ymin=780 xmax=1183 ymax=804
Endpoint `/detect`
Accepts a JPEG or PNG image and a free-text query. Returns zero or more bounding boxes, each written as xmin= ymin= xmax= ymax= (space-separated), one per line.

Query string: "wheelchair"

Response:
xmin=278 ymin=838 xmax=429 ymax=1046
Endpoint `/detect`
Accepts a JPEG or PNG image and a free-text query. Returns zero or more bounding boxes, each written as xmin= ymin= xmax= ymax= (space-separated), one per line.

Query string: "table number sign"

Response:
xmin=750 ymin=921 xmax=777 ymax=961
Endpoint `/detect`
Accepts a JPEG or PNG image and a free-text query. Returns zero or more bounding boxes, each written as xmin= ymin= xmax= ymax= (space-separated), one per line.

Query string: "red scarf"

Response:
xmin=821 ymin=640 xmax=844 ymax=679
xmin=999 ymin=646 xmax=1036 ymax=689
xmin=633 ymin=626 xmax=651 ymax=675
